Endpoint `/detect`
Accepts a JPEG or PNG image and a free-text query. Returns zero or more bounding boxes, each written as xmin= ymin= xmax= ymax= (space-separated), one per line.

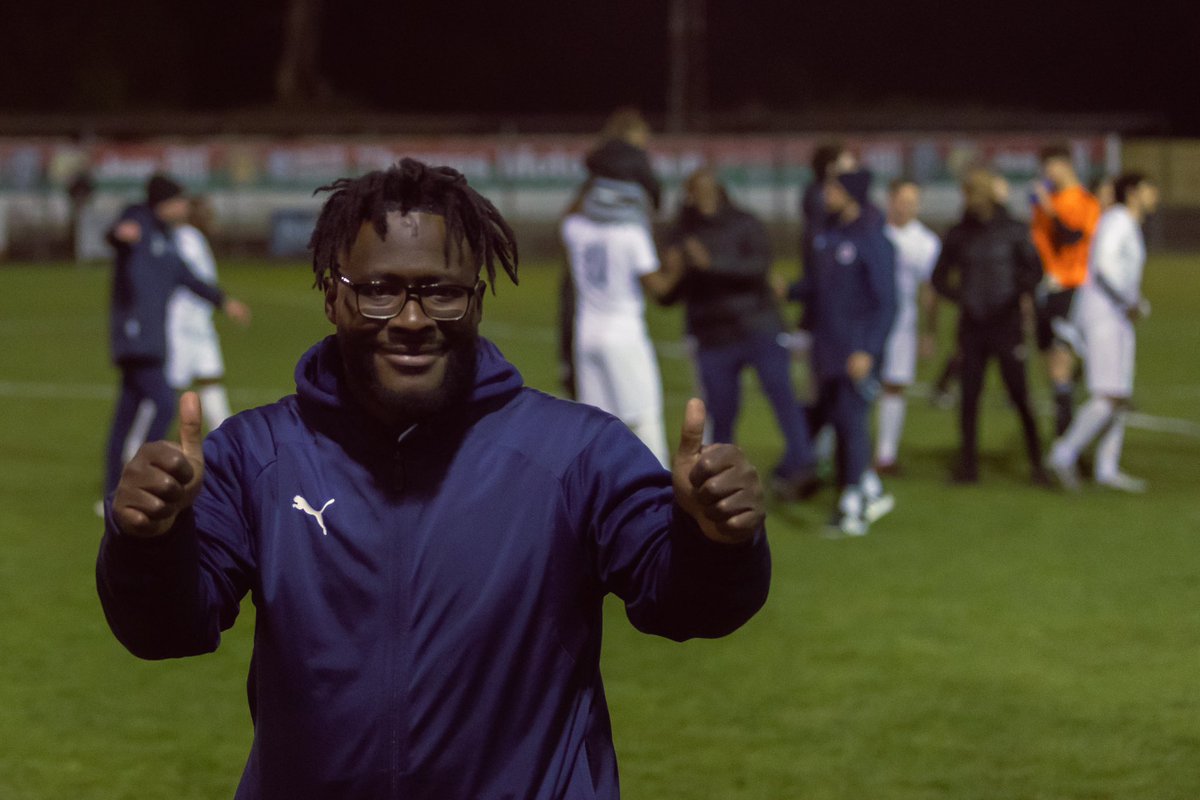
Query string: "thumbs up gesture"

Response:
xmin=112 ymin=392 xmax=206 ymax=538
xmin=672 ymin=398 xmax=765 ymax=545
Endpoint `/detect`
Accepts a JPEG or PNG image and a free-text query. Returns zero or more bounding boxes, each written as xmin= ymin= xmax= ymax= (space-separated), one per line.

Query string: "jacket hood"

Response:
xmin=295 ymin=334 xmax=525 ymax=422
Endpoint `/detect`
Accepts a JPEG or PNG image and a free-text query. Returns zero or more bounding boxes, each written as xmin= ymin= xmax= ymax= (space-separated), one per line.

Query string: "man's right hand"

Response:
xmin=112 ymin=392 xmax=206 ymax=538
xmin=223 ymin=298 xmax=252 ymax=327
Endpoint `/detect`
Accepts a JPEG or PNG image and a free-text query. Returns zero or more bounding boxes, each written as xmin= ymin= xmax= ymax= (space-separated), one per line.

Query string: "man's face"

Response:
xmin=686 ymin=171 xmax=721 ymax=216
xmin=1136 ymin=183 xmax=1160 ymax=215
xmin=154 ymin=196 xmax=190 ymax=225
xmin=324 ymin=210 xmax=483 ymax=428
xmin=1041 ymin=157 xmax=1073 ymax=188
xmin=823 ymin=178 xmax=850 ymax=215
xmin=887 ymin=184 xmax=920 ymax=226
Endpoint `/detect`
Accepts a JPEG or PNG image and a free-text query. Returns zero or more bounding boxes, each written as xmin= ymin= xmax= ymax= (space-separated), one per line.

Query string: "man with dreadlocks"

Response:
xmin=96 ymin=158 xmax=769 ymax=799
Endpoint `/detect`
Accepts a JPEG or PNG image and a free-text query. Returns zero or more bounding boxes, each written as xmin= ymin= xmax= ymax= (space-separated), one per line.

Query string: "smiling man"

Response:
xmin=96 ymin=159 xmax=770 ymax=799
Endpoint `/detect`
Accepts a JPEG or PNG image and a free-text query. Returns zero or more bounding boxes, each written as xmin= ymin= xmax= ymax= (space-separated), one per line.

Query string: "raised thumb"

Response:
xmin=178 ymin=391 xmax=204 ymax=461
xmin=676 ymin=397 xmax=706 ymax=458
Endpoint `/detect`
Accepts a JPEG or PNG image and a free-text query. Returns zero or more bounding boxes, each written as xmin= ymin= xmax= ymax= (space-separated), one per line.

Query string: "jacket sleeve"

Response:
xmin=858 ymin=232 xmax=898 ymax=356
xmin=565 ymin=419 xmax=771 ymax=642
xmin=930 ymin=230 xmax=960 ymax=303
xmin=1012 ymin=228 xmax=1045 ymax=296
xmin=96 ymin=424 xmax=256 ymax=660
xmin=1050 ymin=191 xmax=1101 ymax=246
xmin=172 ymin=257 xmax=226 ymax=308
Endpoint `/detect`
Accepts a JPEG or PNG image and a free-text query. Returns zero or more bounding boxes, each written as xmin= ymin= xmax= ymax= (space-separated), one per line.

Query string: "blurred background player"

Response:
xmin=874 ymin=178 xmax=941 ymax=474
xmin=932 ymin=168 xmax=1047 ymax=485
xmin=166 ymin=196 xmax=245 ymax=430
xmin=1047 ymin=173 xmax=1159 ymax=492
xmin=790 ymin=168 xmax=896 ymax=535
xmin=799 ymin=142 xmax=859 ymax=275
xmin=658 ymin=168 xmax=817 ymax=500
xmin=102 ymin=174 xmax=249 ymax=503
xmin=582 ymin=107 xmax=661 ymax=228
xmin=561 ymin=182 xmax=677 ymax=466
xmin=1030 ymin=144 xmax=1101 ymax=436
xmin=930 ymin=174 xmax=1012 ymax=410
xmin=559 ymin=108 xmax=663 ymax=398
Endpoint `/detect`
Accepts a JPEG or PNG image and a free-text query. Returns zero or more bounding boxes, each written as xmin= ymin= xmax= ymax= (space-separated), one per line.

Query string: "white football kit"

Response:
xmin=1072 ymin=205 xmax=1144 ymax=396
xmin=881 ymin=220 xmax=941 ymax=385
xmin=1049 ymin=204 xmax=1148 ymax=490
xmin=561 ymin=213 xmax=668 ymax=466
xmin=166 ymin=224 xmax=225 ymax=389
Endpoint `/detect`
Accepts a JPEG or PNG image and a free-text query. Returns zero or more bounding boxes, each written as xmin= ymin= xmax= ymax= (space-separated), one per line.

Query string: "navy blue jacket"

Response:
xmin=792 ymin=212 xmax=897 ymax=380
xmin=108 ymin=203 xmax=224 ymax=364
xmin=96 ymin=336 xmax=770 ymax=799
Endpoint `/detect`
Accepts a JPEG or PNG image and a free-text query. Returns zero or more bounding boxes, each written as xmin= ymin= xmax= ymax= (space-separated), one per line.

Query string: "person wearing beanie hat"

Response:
xmin=98 ymin=173 xmax=250 ymax=512
xmin=146 ymin=173 xmax=185 ymax=208
xmin=835 ymin=170 xmax=873 ymax=208
xmin=788 ymin=167 xmax=897 ymax=536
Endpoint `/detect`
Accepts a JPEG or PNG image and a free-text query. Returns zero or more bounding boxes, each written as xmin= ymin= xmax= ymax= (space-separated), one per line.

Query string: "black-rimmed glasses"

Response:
xmin=333 ymin=270 xmax=482 ymax=321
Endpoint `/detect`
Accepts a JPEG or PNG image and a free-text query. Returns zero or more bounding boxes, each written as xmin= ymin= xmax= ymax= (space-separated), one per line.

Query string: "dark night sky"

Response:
xmin=2 ymin=1 xmax=1198 ymax=132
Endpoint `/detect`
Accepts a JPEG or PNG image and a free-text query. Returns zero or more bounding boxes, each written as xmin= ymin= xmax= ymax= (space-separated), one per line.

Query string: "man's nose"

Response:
xmin=388 ymin=295 xmax=435 ymax=330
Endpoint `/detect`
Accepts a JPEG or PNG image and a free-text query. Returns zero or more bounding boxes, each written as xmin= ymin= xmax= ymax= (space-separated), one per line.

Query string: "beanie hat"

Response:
xmin=146 ymin=173 xmax=185 ymax=208
xmin=836 ymin=169 xmax=872 ymax=207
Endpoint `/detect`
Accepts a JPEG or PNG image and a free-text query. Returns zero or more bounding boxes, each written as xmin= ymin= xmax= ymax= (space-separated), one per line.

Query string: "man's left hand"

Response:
xmin=672 ymin=398 xmax=764 ymax=545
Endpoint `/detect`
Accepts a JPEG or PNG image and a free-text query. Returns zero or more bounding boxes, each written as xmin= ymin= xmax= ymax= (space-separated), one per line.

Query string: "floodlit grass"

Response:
xmin=0 ymin=254 xmax=1198 ymax=799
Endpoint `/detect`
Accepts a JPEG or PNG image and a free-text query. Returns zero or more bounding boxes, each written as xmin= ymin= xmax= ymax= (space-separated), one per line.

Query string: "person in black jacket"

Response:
xmin=931 ymin=167 xmax=1048 ymax=485
xmin=655 ymin=168 xmax=817 ymax=500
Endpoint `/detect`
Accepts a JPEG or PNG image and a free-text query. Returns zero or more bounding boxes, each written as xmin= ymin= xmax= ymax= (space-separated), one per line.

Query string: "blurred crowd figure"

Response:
xmin=1047 ymin=173 xmax=1158 ymax=492
xmin=657 ymin=168 xmax=818 ymax=501
xmin=561 ymin=116 xmax=1159 ymax=536
xmin=1030 ymin=145 xmax=1102 ymax=436
xmin=931 ymin=167 xmax=1047 ymax=485
xmin=100 ymin=174 xmax=249 ymax=510
xmin=875 ymin=179 xmax=941 ymax=475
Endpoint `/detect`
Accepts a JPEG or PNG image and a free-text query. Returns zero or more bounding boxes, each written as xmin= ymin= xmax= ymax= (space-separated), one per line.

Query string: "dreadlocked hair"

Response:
xmin=308 ymin=157 xmax=519 ymax=293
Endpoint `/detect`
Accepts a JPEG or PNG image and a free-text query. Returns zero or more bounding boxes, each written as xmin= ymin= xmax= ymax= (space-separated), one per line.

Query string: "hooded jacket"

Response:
xmin=96 ymin=336 xmax=770 ymax=799
xmin=792 ymin=211 xmax=897 ymax=379
xmin=108 ymin=203 xmax=225 ymax=364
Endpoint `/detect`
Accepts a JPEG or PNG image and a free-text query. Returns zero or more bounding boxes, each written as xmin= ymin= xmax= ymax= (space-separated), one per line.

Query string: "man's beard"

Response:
xmin=340 ymin=328 xmax=479 ymax=428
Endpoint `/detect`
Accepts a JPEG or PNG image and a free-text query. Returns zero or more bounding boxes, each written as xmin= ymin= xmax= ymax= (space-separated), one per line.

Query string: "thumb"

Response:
xmin=676 ymin=397 xmax=706 ymax=458
xmin=178 ymin=391 xmax=204 ymax=462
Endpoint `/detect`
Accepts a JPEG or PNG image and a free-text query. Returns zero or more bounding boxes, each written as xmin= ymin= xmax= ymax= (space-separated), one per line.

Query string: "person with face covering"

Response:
xmin=790 ymin=168 xmax=897 ymax=536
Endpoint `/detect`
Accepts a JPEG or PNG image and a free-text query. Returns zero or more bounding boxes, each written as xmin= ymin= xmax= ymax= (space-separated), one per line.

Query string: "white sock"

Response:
xmin=1051 ymin=396 xmax=1113 ymax=465
xmin=1094 ymin=410 xmax=1127 ymax=481
xmin=814 ymin=425 xmax=836 ymax=464
xmin=861 ymin=469 xmax=883 ymax=501
xmin=198 ymin=384 xmax=232 ymax=431
xmin=122 ymin=398 xmax=156 ymax=464
xmin=874 ymin=393 xmax=906 ymax=465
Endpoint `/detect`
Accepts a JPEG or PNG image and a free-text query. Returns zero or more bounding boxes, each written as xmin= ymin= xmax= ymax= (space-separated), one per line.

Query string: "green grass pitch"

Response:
xmin=0 ymin=253 xmax=1198 ymax=799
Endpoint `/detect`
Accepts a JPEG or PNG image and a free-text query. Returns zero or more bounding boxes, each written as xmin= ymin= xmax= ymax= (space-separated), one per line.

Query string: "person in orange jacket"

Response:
xmin=1030 ymin=144 xmax=1101 ymax=435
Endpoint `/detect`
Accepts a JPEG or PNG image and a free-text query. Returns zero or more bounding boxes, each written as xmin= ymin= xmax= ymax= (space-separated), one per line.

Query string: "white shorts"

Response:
xmin=1081 ymin=314 xmax=1135 ymax=397
xmin=166 ymin=324 xmax=225 ymax=389
xmin=574 ymin=321 xmax=663 ymax=426
xmin=881 ymin=323 xmax=917 ymax=386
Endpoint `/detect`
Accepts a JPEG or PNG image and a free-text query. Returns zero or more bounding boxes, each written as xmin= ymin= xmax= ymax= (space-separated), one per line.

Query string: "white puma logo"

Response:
xmin=292 ymin=495 xmax=335 ymax=536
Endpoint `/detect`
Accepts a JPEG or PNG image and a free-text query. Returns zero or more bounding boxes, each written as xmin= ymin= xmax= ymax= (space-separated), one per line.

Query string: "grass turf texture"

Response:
xmin=0 ymin=255 xmax=1198 ymax=799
